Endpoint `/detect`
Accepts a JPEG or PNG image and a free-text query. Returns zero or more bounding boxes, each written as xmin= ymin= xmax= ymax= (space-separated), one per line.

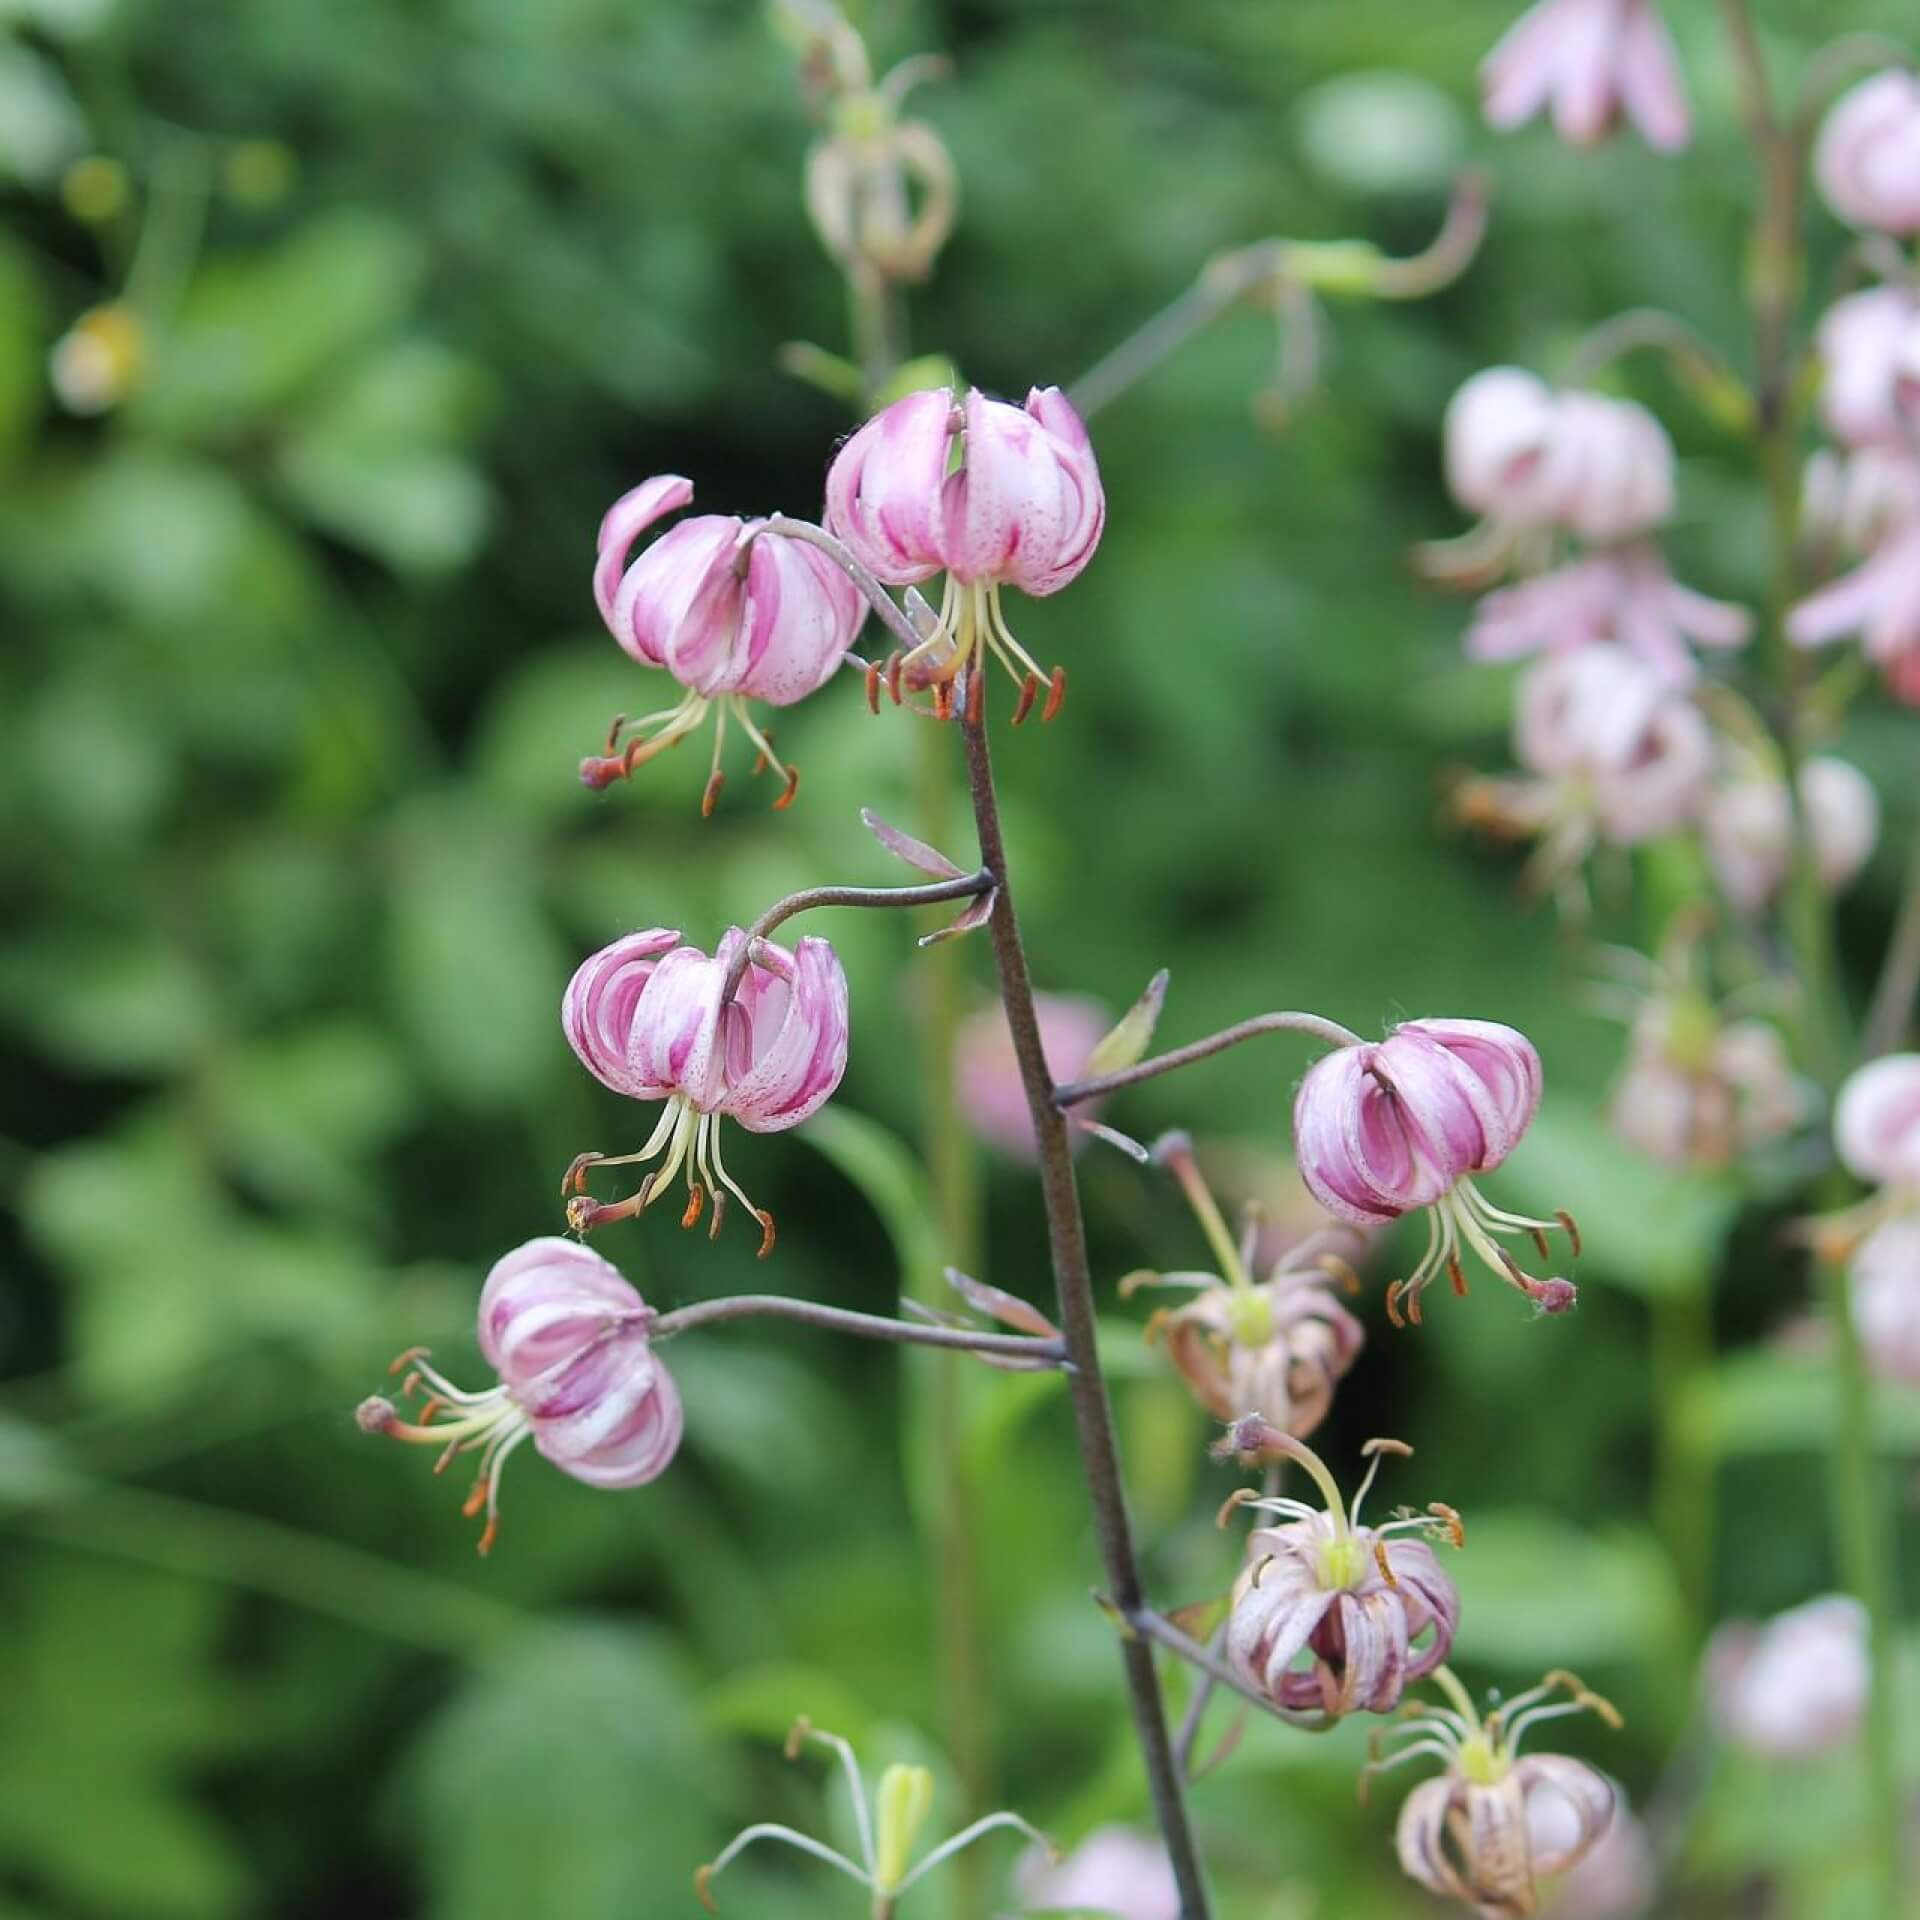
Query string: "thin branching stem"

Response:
xmin=1054 ymin=1011 xmax=1362 ymax=1110
xmin=651 ymin=1293 xmax=1066 ymax=1364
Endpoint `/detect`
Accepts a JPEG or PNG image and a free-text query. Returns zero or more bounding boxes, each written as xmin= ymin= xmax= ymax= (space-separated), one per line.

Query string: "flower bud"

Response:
xmin=1708 ymin=1595 xmax=1869 ymax=1759
xmin=1481 ymin=0 xmax=1691 ymax=152
xmin=1834 ymin=1052 xmax=1920 ymax=1188
xmin=1816 ymin=70 xmax=1920 ymax=236
xmin=49 ymin=302 xmax=146 ymax=415
xmin=357 ymin=1238 xmax=680 ymax=1552
xmin=1444 ymin=367 xmax=1560 ymax=525
xmin=583 ymin=477 xmax=865 ymax=808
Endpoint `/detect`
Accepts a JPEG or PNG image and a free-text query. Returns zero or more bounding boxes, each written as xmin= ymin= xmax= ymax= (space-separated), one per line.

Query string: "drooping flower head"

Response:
xmin=355 ymin=1237 xmax=681 ymax=1554
xmin=824 ymin=384 xmax=1103 ymax=717
xmin=1221 ymin=1425 xmax=1462 ymax=1720
xmin=1834 ymin=1052 xmax=1920 ymax=1190
xmin=580 ymin=476 xmax=867 ymax=811
xmin=1815 ymin=287 xmax=1920 ymax=450
xmin=1481 ymin=0 xmax=1691 ymax=152
xmin=1815 ymin=71 xmax=1920 ymax=236
xmin=1704 ymin=753 xmax=1879 ymax=916
xmin=562 ymin=926 xmax=850 ymax=1253
xmin=696 ymin=1717 xmax=1053 ymax=1913
xmin=1293 ymin=1019 xmax=1578 ymax=1324
xmin=1126 ymin=1133 xmax=1364 ymax=1437
xmin=1849 ymin=1216 xmax=1920 ymax=1386
xmin=1372 ymin=1667 xmax=1622 ymax=1918
xmin=1707 ymin=1595 xmax=1870 ymax=1760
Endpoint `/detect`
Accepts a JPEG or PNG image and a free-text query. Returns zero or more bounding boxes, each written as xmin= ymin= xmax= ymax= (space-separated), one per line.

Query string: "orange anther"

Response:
xmin=1041 ymin=664 xmax=1067 ymax=722
xmin=1010 ymin=673 xmax=1039 ymax=726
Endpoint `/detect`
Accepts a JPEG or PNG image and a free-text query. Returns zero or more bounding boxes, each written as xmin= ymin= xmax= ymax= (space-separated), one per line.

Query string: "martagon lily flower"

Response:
xmin=1221 ymin=1422 xmax=1463 ymax=1719
xmin=1370 ymin=1667 xmax=1622 ymax=1919
xmin=1126 ymin=1133 xmax=1364 ymax=1437
xmin=824 ymin=383 xmax=1103 ymax=719
xmin=580 ymin=475 xmax=866 ymax=812
xmin=1481 ymin=0 xmax=1691 ymax=153
xmin=562 ymin=926 xmax=850 ymax=1254
xmin=355 ymin=1237 xmax=682 ymax=1555
xmin=1292 ymin=1018 xmax=1578 ymax=1324
xmin=1815 ymin=70 xmax=1920 ymax=237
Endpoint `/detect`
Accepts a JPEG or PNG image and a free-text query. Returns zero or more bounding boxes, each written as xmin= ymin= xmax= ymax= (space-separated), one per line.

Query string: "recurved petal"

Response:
xmin=1227 ymin=1531 xmax=1337 ymax=1705
xmin=1399 ymin=1018 xmax=1543 ymax=1169
xmin=626 ymin=938 xmax=732 ymax=1111
xmin=824 ymin=386 xmax=953 ymax=584
xmin=611 ymin=514 xmax=739 ymax=671
xmin=724 ymin=935 xmax=850 ymax=1131
xmin=1616 ymin=0 xmax=1691 ymax=152
xmin=562 ymin=929 xmax=684 ymax=1098
xmin=730 ymin=533 xmax=866 ymax=705
xmin=594 ymin=475 xmax=694 ymax=630
xmin=1395 ymin=1776 xmax=1469 ymax=1900
xmin=1323 ymin=1587 xmax=1411 ymax=1713
xmin=477 ymin=1237 xmax=647 ymax=1380
xmin=1516 ymin=1756 xmax=1616 ymax=1875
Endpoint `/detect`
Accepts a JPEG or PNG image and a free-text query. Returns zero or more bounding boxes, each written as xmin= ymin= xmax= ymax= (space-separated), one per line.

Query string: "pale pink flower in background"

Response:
xmin=1815 ymin=70 xmax=1920 ymax=236
xmin=1482 ymin=0 xmax=1690 ymax=151
xmin=1445 ymin=366 xmax=1563 ymax=527
xmin=1611 ymin=1014 xmax=1806 ymax=1169
xmin=1788 ymin=517 xmax=1920 ymax=707
xmin=825 ymin=383 xmax=1102 ymax=711
xmin=562 ymin=926 xmax=850 ymax=1250
xmin=1708 ymin=1595 xmax=1869 ymax=1759
xmin=1802 ymin=446 xmax=1920 ymax=554
xmin=1540 ymin=1804 xmax=1656 ymax=1918
xmin=1850 ymin=1216 xmax=1920 ymax=1386
xmin=955 ymin=992 xmax=1109 ymax=1159
xmin=578 ymin=475 xmax=866 ymax=808
xmin=1377 ymin=1671 xmax=1621 ymax=1916
xmin=1224 ymin=1430 xmax=1461 ymax=1718
xmin=1511 ymin=643 xmax=1713 ymax=843
xmin=356 ymin=1237 xmax=682 ymax=1553
xmin=1834 ymin=1052 xmax=1920 ymax=1188
xmin=1293 ymin=1018 xmax=1574 ymax=1321
xmin=1467 ymin=546 xmax=1750 ymax=686
xmin=1815 ymin=287 xmax=1920 ymax=449
xmin=1017 ymin=1826 xmax=1179 ymax=1920
xmin=1703 ymin=755 xmax=1880 ymax=914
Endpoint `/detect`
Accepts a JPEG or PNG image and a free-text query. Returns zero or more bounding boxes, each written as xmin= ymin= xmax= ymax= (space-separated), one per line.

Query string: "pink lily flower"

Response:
xmin=1815 ymin=71 xmax=1920 ymax=236
xmin=1482 ymin=0 xmax=1691 ymax=152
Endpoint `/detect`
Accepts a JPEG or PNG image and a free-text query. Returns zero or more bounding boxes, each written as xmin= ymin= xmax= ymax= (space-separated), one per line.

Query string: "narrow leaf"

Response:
xmin=918 ymin=888 xmax=995 ymax=947
xmin=944 ymin=1266 xmax=1058 ymax=1338
xmin=1084 ymin=968 xmax=1170 ymax=1078
xmin=859 ymin=807 xmax=965 ymax=879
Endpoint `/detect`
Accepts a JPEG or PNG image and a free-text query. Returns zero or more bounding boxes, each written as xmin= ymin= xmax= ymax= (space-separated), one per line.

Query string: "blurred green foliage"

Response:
xmin=3 ymin=2 xmax=1918 ymax=1917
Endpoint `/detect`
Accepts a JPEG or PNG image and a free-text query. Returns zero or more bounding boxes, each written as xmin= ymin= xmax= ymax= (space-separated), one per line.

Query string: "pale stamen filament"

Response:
xmin=700 ymin=1824 xmax=869 ymax=1894
xmin=788 ymin=1723 xmax=878 ymax=1877
xmin=894 ymin=1811 xmax=1054 ymax=1893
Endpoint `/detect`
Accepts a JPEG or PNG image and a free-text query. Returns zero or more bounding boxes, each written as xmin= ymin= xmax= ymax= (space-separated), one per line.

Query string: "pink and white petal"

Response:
xmin=726 ymin=935 xmax=850 ymax=1131
xmin=477 ymin=1237 xmax=645 ymax=1378
xmin=594 ymin=475 xmax=694 ymax=630
xmin=824 ymin=387 xmax=953 ymax=583
xmin=1480 ymin=0 xmax=1565 ymax=133
xmin=562 ymin=929 xmax=683 ymax=1098
xmin=1617 ymin=0 xmax=1692 ymax=152
xmin=1516 ymin=1757 xmax=1617 ymax=1874
xmin=612 ymin=515 xmax=739 ymax=671
xmin=730 ymin=532 xmax=865 ymax=704
xmin=1395 ymin=1777 xmax=1469 ymax=1898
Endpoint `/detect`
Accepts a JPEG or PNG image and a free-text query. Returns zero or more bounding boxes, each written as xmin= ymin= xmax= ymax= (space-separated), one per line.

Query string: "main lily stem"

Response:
xmin=960 ymin=698 xmax=1213 ymax=1919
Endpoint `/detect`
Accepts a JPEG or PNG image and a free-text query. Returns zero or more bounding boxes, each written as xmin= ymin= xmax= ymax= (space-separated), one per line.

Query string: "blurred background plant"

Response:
xmin=2 ymin=2 xmax=1917 ymax=1916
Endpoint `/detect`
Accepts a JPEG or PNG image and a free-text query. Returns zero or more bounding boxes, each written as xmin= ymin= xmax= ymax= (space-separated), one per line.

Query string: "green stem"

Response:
xmin=1719 ymin=10 xmax=1903 ymax=1910
xmin=1649 ymin=1273 xmax=1715 ymax=1639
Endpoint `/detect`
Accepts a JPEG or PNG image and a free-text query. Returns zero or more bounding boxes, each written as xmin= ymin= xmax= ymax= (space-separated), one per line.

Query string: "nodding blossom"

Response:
xmin=1834 ymin=1052 xmax=1920 ymax=1190
xmin=562 ymin=927 xmax=850 ymax=1255
xmin=1815 ymin=71 xmax=1920 ymax=236
xmin=1126 ymin=1134 xmax=1364 ymax=1437
xmin=955 ymin=991 xmax=1110 ymax=1160
xmin=1372 ymin=1668 xmax=1622 ymax=1919
xmin=696 ymin=1717 xmax=1052 ymax=1913
xmin=355 ymin=1237 xmax=681 ymax=1555
xmin=580 ymin=476 xmax=866 ymax=813
xmin=824 ymin=384 xmax=1103 ymax=719
xmin=1465 ymin=546 xmax=1750 ymax=688
xmin=1814 ymin=287 xmax=1920 ymax=450
xmin=1702 ymin=753 xmax=1879 ymax=916
xmin=1481 ymin=0 xmax=1690 ymax=152
xmin=1788 ymin=497 xmax=1920 ymax=706
xmin=1849 ymin=1215 xmax=1920 ymax=1385
xmin=1222 ymin=1424 xmax=1463 ymax=1719
xmin=1457 ymin=644 xmax=1713 ymax=907
xmin=1292 ymin=1019 xmax=1578 ymax=1324
xmin=1444 ymin=371 xmax=1675 ymax=544
xmin=1707 ymin=1596 xmax=1870 ymax=1760
xmin=1016 ymin=1827 xmax=1179 ymax=1920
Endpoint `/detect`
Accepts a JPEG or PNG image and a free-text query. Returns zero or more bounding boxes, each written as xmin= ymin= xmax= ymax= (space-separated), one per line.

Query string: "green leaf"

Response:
xmin=1084 ymin=968 xmax=1169 ymax=1078
xmin=1446 ymin=1510 xmax=1687 ymax=1670
xmin=400 ymin=1621 xmax=726 ymax=1920
xmin=0 ymin=1560 xmax=252 ymax=1918
xmin=701 ymin=1661 xmax=877 ymax=1749
xmin=1679 ymin=1346 xmax=1920 ymax=1459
